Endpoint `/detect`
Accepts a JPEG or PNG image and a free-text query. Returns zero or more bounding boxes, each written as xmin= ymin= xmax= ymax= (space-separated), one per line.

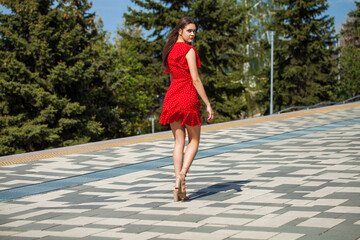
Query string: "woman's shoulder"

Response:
xmin=174 ymin=43 xmax=201 ymax=68
xmin=174 ymin=42 xmax=195 ymax=52
xmin=171 ymin=43 xmax=198 ymax=58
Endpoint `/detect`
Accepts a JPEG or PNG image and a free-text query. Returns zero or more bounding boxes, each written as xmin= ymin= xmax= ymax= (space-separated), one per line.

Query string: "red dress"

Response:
xmin=159 ymin=42 xmax=201 ymax=126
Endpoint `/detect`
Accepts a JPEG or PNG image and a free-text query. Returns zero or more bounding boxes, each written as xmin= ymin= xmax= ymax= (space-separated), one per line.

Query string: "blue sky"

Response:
xmin=91 ymin=0 xmax=357 ymax=40
xmin=0 ymin=0 xmax=357 ymax=38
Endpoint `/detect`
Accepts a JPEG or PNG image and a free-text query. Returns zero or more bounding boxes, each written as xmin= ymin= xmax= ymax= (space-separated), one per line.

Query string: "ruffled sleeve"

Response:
xmin=177 ymin=46 xmax=201 ymax=70
xmin=165 ymin=43 xmax=201 ymax=74
xmin=191 ymin=46 xmax=201 ymax=69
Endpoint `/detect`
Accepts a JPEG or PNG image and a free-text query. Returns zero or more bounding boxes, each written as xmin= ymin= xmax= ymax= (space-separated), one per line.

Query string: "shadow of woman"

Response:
xmin=188 ymin=180 xmax=251 ymax=201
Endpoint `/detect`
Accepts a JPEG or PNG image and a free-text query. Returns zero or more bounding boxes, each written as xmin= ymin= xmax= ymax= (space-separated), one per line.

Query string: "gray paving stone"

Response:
xmin=206 ymin=203 xmax=233 ymax=208
xmin=314 ymin=212 xmax=345 ymax=219
xmin=341 ymin=198 xmax=360 ymax=206
xmin=13 ymin=223 xmax=58 ymax=231
xmin=125 ymin=187 xmax=153 ymax=192
xmin=45 ymin=225 xmax=78 ymax=231
xmin=120 ymin=224 xmax=154 ymax=233
xmin=340 ymin=214 xmax=360 ymax=222
xmin=83 ymin=223 xmax=118 ymax=230
xmin=226 ymin=225 xmax=282 ymax=232
xmin=101 ymin=211 xmax=139 ymax=218
xmin=169 ymin=214 xmax=211 ymax=222
xmin=324 ymin=224 xmax=360 ymax=239
xmin=39 ymin=237 xmax=74 ymax=240
xmin=26 ymin=213 xmax=61 ymax=221
xmin=276 ymin=226 xmax=328 ymax=235
xmin=0 ymin=237 xmax=37 ymax=240
xmin=127 ymin=213 xmax=171 ymax=221
xmin=274 ymin=206 xmax=330 ymax=214
xmin=43 ymin=213 xmax=82 ymax=220
xmin=151 ymin=238 xmax=175 ymax=240
xmin=298 ymin=235 xmax=341 ymax=240
xmin=80 ymin=237 xmax=114 ymax=240
xmin=0 ymin=218 xmax=12 ymax=225
xmin=149 ymin=225 xmax=192 ymax=234
xmin=190 ymin=225 xmax=226 ymax=233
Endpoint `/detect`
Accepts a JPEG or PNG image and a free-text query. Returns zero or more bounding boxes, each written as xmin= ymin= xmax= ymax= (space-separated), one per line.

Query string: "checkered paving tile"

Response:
xmin=0 ymin=104 xmax=359 ymax=239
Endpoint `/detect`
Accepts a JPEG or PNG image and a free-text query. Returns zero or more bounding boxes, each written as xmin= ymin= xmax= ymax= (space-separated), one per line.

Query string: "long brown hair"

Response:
xmin=162 ymin=17 xmax=198 ymax=71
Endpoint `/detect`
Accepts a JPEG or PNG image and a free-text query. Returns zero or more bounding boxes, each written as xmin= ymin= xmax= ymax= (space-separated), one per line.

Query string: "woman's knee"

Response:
xmin=185 ymin=125 xmax=201 ymax=142
xmin=174 ymin=137 xmax=186 ymax=148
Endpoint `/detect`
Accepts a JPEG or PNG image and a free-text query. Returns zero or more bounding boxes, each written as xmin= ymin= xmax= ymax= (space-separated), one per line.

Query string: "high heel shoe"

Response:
xmin=174 ymin=177 xmax=181 ymax=202
xmin=179 ymin=182 xmax=189 ymax=201
xmin=174 ymin=174 xmax=189 ymax=202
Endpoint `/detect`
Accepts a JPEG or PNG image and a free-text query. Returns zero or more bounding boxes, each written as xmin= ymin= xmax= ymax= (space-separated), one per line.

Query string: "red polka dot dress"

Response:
xmin=159 ymin=42 xmax=201 ymax=126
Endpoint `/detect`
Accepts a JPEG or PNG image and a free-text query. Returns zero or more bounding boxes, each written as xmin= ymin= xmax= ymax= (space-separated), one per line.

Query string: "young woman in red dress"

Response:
xmin=159 ymin=17 xmax=214 ymax=201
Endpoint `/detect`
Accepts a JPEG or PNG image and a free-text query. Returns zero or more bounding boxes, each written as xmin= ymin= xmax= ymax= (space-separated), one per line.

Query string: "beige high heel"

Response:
xmin=174 ymin=177 xmax=181 ymax=202
xmin=178 ymin=173 xmax=189 ymax=201
xmin=174 ymin=174 xmax=189 ymax=202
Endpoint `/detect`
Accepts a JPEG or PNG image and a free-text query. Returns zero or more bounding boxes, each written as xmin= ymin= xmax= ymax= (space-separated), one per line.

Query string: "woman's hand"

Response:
xmin=206 ymin=104 xmax=214 ymax=123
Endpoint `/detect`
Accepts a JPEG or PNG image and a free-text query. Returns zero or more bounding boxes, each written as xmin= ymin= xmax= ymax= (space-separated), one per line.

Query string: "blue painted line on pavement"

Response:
xmin=0 ymin=118 xmax=359 ymax=202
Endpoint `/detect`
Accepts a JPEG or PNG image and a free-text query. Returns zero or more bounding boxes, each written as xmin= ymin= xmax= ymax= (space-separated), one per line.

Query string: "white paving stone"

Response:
xmin=297 ymin=217 xmax=346 ymax=228
xmin=199 ymin=217 xmax=254 ymax=226
xmin=269 ymin=233 xmax=305 ymax=240
xmin=326 ymin=206 xmax=360 ymax=214
xmin=0 ymin=220 xmax=33 ymax=227
xmin=231 ymin=230 xmax=279 ymax=239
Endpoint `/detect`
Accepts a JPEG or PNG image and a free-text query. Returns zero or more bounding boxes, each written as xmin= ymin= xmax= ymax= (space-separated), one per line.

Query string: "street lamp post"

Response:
xmin=150 ymin=104 xmax=159 ymax=134
xmin=266 ymin=31 xmax=275 ymax=115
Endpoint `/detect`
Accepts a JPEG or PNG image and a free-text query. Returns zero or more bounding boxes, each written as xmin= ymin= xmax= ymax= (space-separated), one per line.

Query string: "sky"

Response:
xmin=0 ymin=0 xmax=357 ymax=39
xmin=90 ymin=0 xmax=357 ymax=40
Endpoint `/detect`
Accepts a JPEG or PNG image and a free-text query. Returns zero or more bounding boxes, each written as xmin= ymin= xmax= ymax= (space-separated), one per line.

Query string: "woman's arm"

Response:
xmin=186 ymin=48 xmax=214 ymax=122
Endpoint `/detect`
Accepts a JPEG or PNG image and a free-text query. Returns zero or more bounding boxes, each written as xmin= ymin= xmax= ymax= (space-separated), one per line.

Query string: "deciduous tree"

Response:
xmin=339 ymin=1 xmax=360 ymax=98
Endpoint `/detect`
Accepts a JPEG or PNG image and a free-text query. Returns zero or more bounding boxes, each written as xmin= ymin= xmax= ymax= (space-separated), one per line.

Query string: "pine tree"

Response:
xmin=124 ymin=0 xmax=251 ymax=122
xmin=0 ymin=0 xmax=116 ymax=155
xmin=268 ymin=0 xmax=337 ymax=112
xmin=339 ymin=1 xmax=360 ymax=98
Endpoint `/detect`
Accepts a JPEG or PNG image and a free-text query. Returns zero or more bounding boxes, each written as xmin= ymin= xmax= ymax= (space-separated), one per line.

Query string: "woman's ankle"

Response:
xmin=179 ymin=171 xmax=186 ymax=180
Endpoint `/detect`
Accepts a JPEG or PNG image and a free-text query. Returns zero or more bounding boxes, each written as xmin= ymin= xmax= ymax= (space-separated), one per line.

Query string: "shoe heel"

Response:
xmin=179 ymin=177 xmax=189 ymax=201
xmin=174 ymin=190 xmax=179 ymax=202
xmin=174 ymin=178 xmax=181 ymax=202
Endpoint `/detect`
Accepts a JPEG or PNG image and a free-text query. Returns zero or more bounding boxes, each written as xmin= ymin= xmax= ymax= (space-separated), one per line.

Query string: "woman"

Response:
xmin=159 ymin=17 xmax=214 ymax=202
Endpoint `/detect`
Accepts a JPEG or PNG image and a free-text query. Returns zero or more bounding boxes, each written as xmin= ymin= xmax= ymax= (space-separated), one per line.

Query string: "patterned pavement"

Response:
xmin=0 ymin=103 xmax=359 ymax=240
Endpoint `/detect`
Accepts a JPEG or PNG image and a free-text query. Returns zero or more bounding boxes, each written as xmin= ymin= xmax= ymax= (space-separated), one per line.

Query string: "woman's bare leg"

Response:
xmin=170 ymin=121 xmax=186 ymax=178
xmin=180 ymin=124 xmax=201 ymax=176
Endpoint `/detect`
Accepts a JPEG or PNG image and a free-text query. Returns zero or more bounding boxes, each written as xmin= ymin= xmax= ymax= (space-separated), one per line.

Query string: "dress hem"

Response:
xmin=159 ymin=110 xmax=201 ymax=127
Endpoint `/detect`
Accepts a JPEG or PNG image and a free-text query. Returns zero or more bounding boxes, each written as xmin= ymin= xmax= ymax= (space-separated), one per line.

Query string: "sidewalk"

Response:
xmin=0 ymin=103 xmax=359 ymax=240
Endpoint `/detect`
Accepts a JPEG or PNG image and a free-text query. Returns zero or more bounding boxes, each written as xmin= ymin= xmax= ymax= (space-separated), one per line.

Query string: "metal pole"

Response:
xmin=151 ymin=116 xmax=155 ymax=134
xmin=270 ymin=31 xmax=274 ymax=115
xmin=267 ymin=31 xmax=275 ymax=115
